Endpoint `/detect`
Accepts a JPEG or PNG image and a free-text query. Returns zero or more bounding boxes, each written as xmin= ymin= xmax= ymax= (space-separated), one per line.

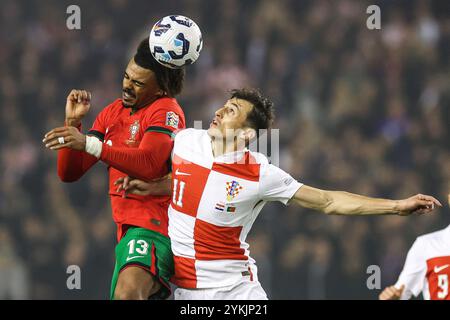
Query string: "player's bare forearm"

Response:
xmin=153 ymin=175 xmax=172 ymax=195
xmin=292 ymin=185 xmax=442 ymax=216
xmin=115 ymin=174 xmax=172 ymax=197
xmin=319 ymin=191 xmax=400 ymax=215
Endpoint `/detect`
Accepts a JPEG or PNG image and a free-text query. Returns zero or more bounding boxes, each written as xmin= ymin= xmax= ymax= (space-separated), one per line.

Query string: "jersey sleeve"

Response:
xmin=99 ymin=131 xmax=173 ymax=181
xmin=394 ymin=238 xmax=427 ymax=300
xmin=97 ymin=100 xmax=184 ymax=181
xmin=58 ymin=124 xmax=99 ymax=183
xmin=142 ymin=100 xmax=186 ymax=138
xmin=258 ymin=164 xmax=303 ymax=204
xmin=86 ymin=102 xmax=111 ymax=141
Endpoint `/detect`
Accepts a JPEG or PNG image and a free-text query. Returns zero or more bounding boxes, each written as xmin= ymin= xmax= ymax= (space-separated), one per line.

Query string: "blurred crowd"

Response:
xmin=0 ymin=0 xmax=449 ymax=299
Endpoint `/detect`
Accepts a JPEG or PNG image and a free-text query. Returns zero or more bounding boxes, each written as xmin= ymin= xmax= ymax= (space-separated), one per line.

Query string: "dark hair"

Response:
xmin=230 ymin=88 xmax=275 ymax=135
xmin=134 ymin=38 xmax=185 ymax=97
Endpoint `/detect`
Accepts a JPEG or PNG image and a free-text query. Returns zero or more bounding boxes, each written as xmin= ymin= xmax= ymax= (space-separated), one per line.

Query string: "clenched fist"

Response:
xmin=379 ymin=285 xmax=404 ymax=300
xmin=65 ymin=89 xmax=92 ymax=127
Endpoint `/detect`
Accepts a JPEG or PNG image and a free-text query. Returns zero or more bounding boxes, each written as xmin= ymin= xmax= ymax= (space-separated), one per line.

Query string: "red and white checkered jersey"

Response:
xmin=395 ymin=225 xmax=450 ymax=300
xmin=168 ymin=129 xmax=302 ymax=289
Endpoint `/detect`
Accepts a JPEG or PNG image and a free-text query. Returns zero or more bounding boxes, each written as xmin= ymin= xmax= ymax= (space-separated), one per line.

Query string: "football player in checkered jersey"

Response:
xmin=379 ymin=193 xmax=450 ymax=300
xmin=116 ymin=88 xmax=442 ymax=300
xmin=42 ymin=38 xmax=186 ymax=300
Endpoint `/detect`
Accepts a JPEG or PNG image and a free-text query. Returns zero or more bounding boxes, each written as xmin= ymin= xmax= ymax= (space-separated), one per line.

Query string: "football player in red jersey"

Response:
xmin=42 ymin=38 xmax=185 ymax=300
xmin=379 ymin=193 xmax=450 ymax=300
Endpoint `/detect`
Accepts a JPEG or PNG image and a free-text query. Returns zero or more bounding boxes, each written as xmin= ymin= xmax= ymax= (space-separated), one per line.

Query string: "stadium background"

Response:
xmin=0 ymin=0 xmax=449 ymax=299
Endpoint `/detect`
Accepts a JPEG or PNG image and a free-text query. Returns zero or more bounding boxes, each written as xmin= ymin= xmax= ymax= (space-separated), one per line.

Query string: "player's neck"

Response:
xmin=211 ymin=138 xmax=245 ymax=158
xmin=128 ymin=96 xmax=162 ymax=113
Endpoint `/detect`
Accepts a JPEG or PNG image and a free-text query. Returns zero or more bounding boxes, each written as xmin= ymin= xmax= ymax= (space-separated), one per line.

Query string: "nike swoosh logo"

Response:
xmin=126 ymin=256 xmax=144 ymax=262
xmin=175 ymin=169 xmax=190 ymax=176
xmin=434 ymin=264 xmax=450 ymax=273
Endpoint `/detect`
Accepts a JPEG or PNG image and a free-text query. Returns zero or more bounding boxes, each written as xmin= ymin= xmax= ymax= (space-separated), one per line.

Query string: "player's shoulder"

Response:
xmin=100 ymin=98 xmax=122 ymax=113
xmin=95 ymin=99 xmax=123 ymax=121
xmin=174 ymin=128 xmax=205 ymax=142
xmin=150 ymin=97 xmax=184 ymax=113
xmin=416 ymin=225 xmax=450 ymax=244
xmin=246 ymin=150 xmax=270 ymax=166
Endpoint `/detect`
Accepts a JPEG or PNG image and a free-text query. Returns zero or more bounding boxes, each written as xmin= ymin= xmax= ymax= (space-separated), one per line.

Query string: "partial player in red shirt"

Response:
xmin=42 ymin=38 xmax=185 ymax=300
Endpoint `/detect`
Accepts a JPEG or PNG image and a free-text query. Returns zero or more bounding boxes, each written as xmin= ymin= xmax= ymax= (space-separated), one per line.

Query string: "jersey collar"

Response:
xmin=203 ymin=131 xmax=248 ymax=163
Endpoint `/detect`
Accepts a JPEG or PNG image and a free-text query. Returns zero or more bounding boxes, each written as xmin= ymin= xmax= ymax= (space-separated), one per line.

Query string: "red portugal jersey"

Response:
xmin=88 ymin=98 xmax=185 ymax=240
xmin=395 ymin=225 xmax=450 ymax=300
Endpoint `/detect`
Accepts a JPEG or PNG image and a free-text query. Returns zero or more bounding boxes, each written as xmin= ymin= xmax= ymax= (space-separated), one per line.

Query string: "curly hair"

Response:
xmin=134 ymin=38 xmax=185 ymax=97
xmin=230 ymin=88 xmax=275 ymax=136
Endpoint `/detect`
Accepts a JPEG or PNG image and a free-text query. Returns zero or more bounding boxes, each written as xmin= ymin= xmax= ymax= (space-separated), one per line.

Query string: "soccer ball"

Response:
xmin=149 ymin=15 xmax=203 ymax=69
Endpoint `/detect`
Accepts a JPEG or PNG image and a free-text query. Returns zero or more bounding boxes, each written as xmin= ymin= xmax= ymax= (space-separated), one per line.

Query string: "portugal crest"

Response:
xmin=126 ymin=120 xmax=140 ymax=146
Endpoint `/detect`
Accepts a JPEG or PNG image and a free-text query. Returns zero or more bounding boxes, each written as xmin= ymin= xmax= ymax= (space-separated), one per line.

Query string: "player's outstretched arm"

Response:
xmin=379 ymin=285 xmax=404 ymax=300
xmin=114 ymin=175 xmax=172 ymax=197
xmin=291 ymin=185 xmax=442 ymax=216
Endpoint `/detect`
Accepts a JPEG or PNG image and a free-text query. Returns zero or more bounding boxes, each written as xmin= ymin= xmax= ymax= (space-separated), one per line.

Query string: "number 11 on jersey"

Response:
xmin=173 ymin=178 xmax=186 ymax=207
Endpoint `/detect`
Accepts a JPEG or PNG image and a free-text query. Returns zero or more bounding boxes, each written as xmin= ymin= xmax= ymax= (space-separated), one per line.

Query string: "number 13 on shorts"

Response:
xmin=127 ymin=239 xmax=149 ymax=255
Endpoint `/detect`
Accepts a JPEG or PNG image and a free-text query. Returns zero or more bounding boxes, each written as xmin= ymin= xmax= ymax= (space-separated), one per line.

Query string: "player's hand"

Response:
xmin=65 ymin=89 xmax=91 ymax=127
xmin=379 ymin=285 xmax=404 ymax=300
xmin=396 ymin=194 xmax=442 ymax=216
xmin=114 ymin=174 xmax=172 ymax=197
xmin=114 ymin=176 xmax=152 ymax=197
xmin=43 ymin=126 xmax=86 ymax=151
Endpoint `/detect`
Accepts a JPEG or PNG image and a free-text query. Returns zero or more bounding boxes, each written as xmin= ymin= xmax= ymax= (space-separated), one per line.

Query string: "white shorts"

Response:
xmin=174 ymin=278 xmax=268 ymax=300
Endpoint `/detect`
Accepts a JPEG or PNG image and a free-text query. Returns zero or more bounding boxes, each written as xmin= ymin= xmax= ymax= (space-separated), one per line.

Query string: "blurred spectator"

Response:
xmin=0 ymin=227 xmax=29 ymax=299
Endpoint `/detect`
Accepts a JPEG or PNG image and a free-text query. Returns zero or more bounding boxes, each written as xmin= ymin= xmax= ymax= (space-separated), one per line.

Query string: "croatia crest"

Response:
xmin=226 ymin=181 xmax=243 ymax=202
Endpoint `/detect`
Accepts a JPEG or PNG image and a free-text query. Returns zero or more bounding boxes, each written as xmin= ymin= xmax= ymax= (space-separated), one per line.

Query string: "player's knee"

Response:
xmin=114 ymin=284 xmax=146 ymax=300
xmin=114 ymin=269 xmax=158 ymax=300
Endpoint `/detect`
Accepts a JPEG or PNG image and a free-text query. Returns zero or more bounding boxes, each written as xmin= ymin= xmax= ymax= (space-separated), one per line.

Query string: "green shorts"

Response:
xmin=110 ymin=227 xmax=174 ymax=300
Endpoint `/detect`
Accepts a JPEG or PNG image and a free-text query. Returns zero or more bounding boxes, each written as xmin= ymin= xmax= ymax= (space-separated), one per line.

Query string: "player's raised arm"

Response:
xmin=290 ymin=185 xmax=442 ymax=216
xmin=44 ymin=89 xmax=98 ymax=182
xmin=65 ymin=89 xmax=91 ymax=127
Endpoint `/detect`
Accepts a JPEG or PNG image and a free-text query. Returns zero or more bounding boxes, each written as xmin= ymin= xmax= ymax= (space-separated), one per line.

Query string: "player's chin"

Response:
xmin=122 ymin=99 xmax=136 ymax=108
xmin=207 ymin=126 xmax=222 ymax=138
